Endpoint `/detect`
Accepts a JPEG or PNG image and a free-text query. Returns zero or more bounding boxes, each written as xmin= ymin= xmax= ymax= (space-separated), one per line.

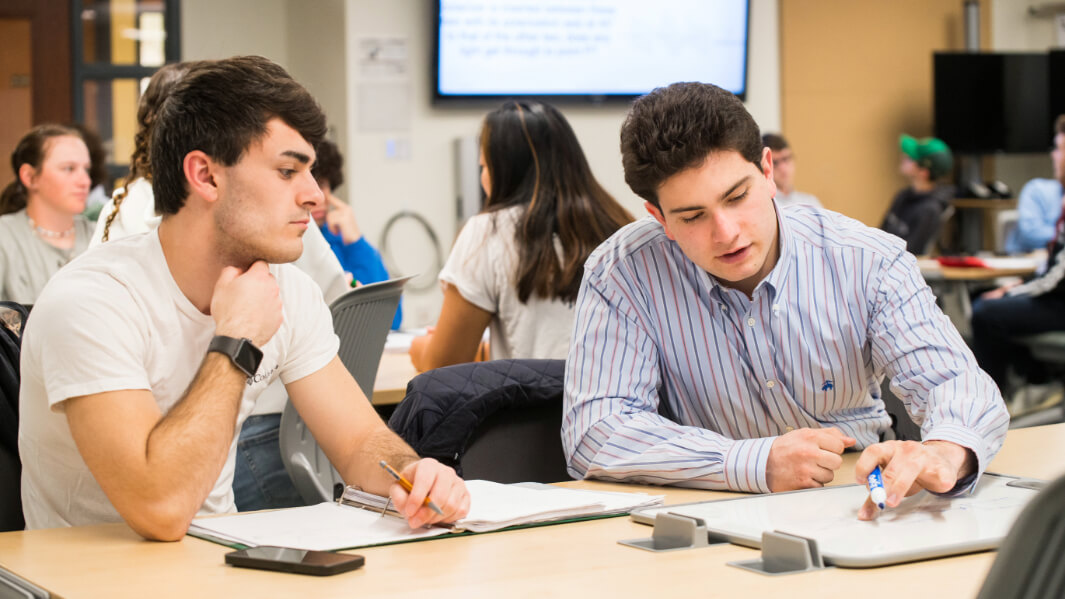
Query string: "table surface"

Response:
xmin=371 ymin=351 xmax=417 ymax=406
xmin=917 ymin=256 xmax=1039 ymax=281
xmin=1 ymin=423 xmax=1062 ymax=599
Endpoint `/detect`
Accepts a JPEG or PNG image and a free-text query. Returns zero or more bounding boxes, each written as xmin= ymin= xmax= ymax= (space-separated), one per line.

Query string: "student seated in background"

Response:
xmin=880 ymin=134 xmax=954 ymax=255
xmin=761 ymin=133 xmax=822 ymax=209
xmin=0 ymin=125 xmax=94 ymax=304
xmin=972 ymin=116 xmax=1065 ymax=401
xmin=18 ymin=56 xmax=468 ymax=540
xmin=309 ymin=139 xmax=402 ymax=329
xmin=562 ymin=82 xmax=1008 ymax=520
xmin=91 ymin=61 xmax=350 ymax=304
xmin=409 ymin=100 xmax=633 ymax=372
xmin=1004 ymin=115 xmax=1065 ymax=254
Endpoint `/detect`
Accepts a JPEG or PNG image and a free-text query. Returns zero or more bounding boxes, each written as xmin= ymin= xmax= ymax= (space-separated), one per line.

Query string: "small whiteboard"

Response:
xmin=631 ymin=473 xmax=1041 ymax=567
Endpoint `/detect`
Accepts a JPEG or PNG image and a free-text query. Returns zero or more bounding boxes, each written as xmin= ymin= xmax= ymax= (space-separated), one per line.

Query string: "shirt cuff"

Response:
xmin=723 ymin=436 xmax=773 ymax=493
xmin=923 ymin=423 xmax=992 ymax=496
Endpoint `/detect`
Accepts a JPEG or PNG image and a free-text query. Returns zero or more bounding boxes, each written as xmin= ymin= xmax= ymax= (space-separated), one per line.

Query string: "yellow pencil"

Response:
xmin=379 ymin=460 xmax=445 ymax=516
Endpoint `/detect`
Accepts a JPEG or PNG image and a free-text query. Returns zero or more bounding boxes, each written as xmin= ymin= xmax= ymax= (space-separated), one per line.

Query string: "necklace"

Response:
xmin=27 ymin=216 xmax=75 ymax=239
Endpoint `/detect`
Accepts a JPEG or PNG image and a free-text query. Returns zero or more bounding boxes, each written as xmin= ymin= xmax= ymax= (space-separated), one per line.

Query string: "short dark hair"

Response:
xmin=151 ymin=55 xmax=327 ymax=215
xmin=620 ymin=82 xmax=763 ymax=208
xmin=761 ymin=132 xmax=789 ymax=153
xmin=311 ymin=139 xmax=344 ymax=190
xmin=1056 ymin=114 xmax=1065 ymax=136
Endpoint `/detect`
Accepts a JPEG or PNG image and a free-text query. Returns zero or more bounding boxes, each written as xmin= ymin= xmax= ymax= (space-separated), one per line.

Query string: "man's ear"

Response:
xmin=183 ymin=150 xmax=220 ymax=203
xmin=760 ymin=146 xmax=778 ymax=198
xmin=17 ymin=163 xmax=36 ymax=190
xmin=645 ymin=201 xmax=676 ymax=241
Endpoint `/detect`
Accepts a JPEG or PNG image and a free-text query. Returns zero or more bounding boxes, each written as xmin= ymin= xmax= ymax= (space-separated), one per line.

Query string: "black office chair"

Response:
xmin=388 ymin=359 xmax=570 ymax=483
xmin=0 ymin=301 xmax=29 ymax=532
xmin=977 ymin=472 xmax=1065 ymax=598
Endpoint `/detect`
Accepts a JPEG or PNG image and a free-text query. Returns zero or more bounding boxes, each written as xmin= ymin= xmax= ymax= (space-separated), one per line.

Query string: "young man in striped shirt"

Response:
xmin=562 ymin=82 xmax=1008 ymax=520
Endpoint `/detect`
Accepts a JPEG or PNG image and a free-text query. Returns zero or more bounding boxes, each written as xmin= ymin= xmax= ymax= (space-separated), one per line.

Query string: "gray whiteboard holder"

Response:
xmin=729 ymin=530 xmax=828 ymax=576
xmin=618 ymin=512 xmax=728 ymax=552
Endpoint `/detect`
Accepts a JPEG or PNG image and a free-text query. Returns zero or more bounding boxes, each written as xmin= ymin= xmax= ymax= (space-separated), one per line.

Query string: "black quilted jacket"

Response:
xmin=387 ymin=359 xmax=564 ymax=473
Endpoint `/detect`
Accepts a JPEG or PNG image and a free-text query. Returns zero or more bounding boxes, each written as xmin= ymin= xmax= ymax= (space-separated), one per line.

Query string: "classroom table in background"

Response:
xmin=371 ymin=350 xmax=417 ymax=406
xmin=918 ymin=254 xmax=1041 ymax=339
xmin=1 ymin=424 xmax=1062 ymax=598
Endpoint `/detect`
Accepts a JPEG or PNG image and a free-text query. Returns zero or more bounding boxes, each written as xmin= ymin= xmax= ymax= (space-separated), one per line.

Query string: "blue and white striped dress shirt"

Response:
xmin=563 ymin=205 xmax=1008 ymax=493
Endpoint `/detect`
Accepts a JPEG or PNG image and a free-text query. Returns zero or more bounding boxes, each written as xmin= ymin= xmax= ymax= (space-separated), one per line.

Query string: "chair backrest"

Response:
xmin=977 ymin=472 xmax=1065 ymax=599
xmin=331 ymin=275 xmax=412 ymax=398
xmin=994 ymin=208 xmax=1019 ymax=254
xmin=0 ymin=301 xmax=29 ymax=533
xmin=388 ymin=359 xmax=570 ymax=483
xmin=279 ymin=276 xmax=409 ymax=504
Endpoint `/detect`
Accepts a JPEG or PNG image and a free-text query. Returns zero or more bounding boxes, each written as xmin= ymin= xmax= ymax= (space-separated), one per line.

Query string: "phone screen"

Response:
xmin=226 ymin=546 xmax=365 ymax=575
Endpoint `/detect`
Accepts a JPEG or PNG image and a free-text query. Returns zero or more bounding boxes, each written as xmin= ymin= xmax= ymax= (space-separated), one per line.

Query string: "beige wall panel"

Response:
xmin=781 ymin=0 xmax=977 ymax=226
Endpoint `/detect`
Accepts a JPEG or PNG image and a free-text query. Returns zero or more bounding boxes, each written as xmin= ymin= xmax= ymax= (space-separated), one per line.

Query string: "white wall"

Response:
xmin=343 ymin=0 xmax=780 ymax=325
xmin=181 ymin=0 xmax=289 ymax=64
xmin=991 ymin=0 xmax=1060 ymax=194
xmin=182 ymin=0 xmax=780 ymax=326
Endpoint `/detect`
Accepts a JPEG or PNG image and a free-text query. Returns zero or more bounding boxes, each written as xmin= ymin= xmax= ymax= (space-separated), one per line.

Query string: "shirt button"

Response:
xmin=766 ymin=380 xmax=775 ymax=388
xmin=785 ymin=426 xmax=794 ymax=432
xmin=747 ymin=318 xmax=756 ymax=326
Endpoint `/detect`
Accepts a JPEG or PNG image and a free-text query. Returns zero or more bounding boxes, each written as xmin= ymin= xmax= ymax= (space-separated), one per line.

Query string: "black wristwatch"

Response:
xmin=207 ymin=335 xmax=263 ymax=377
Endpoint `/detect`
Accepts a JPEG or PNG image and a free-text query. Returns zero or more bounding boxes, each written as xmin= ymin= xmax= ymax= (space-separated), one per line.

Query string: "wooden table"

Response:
xmin=371 ymin=351 xmax=417 ymax=406
xmin=1 ymin=424 xmax=1062 ymax=598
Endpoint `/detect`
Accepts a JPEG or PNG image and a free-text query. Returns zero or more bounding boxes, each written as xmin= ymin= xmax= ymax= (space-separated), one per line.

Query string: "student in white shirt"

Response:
xmin=19 ymin=56 xmax=468 ymax=540
xmin=409 ymin=101 xmax=633 ymax=371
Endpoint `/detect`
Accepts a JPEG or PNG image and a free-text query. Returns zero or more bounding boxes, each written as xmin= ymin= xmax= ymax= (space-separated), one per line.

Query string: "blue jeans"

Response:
xmin=233 ymin=414 xmax=305 ymax=512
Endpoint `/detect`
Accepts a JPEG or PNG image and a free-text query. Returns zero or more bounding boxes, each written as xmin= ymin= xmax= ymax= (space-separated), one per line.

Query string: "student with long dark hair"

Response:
xmin=0 ymin=124 xmax=94 ymax=303
xmin=410 ymin=101 xmax=633 ymax=371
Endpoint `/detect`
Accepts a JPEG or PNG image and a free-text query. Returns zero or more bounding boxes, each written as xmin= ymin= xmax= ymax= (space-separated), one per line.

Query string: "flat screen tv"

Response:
xmin=433 ymin=0 xmax=750 ymax=105
xmin=933 ymin=52 xmax=1050 ymax=154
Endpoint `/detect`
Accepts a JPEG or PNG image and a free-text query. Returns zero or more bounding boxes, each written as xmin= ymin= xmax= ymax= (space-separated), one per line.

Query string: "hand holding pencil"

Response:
xmin=382 ymin=458 xmax=471 ymax=529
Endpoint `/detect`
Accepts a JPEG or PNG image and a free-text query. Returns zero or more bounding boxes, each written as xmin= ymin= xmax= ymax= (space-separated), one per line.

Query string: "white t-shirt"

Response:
xmin=18 ymin=229 xmax=339 ymax=529
xmin=89 ymin=178 xmax=349 ymax=416
xmin=439 ymin=206 xmax=575 ymax=360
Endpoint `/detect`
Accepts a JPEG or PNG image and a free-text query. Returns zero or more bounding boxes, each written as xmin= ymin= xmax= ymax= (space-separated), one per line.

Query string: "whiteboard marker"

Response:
xmin=867 ymin=466 xmax=887 ymax=510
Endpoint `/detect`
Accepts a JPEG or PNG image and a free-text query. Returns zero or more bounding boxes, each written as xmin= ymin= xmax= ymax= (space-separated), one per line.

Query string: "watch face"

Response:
xmin=235 ymin=338 xmax=264 ymax=377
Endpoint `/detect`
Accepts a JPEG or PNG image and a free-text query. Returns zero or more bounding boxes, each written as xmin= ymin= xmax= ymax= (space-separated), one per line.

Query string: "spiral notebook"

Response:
xmin=189 ymin=480 xmax=663 ymax=551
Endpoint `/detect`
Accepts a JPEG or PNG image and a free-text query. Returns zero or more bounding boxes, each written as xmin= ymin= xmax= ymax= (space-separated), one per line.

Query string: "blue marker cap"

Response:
xmin=867 ymin=465 xmax=887 ymax=510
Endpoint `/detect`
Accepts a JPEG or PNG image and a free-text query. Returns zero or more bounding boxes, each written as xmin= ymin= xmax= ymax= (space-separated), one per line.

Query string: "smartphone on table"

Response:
xmin=225 ymin=546 xmax=365 ymax=576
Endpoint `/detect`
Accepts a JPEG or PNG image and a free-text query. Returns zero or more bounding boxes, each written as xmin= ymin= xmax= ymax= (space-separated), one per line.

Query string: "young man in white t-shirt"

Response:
xmin=18 ymin=56 xmax=469 ymax=541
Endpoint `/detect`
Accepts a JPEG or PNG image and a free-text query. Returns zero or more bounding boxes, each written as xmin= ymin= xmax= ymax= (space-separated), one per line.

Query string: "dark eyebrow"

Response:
xmin=667 ymin=175 xmax=752 ymax=214
xmin=281 ymin=150 xmax=312 ymax=164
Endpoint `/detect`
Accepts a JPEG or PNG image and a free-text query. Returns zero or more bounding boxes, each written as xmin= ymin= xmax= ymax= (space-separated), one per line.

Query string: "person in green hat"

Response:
xmin=880 ymin=134 xmax=954 ymax=255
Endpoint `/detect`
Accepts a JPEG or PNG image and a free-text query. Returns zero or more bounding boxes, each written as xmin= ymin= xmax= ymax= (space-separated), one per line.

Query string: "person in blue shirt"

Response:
xmin=1004 ymin=116 xmax=1065 ymax=253
xmin=310 ymin=140 xmax=401 ymax=329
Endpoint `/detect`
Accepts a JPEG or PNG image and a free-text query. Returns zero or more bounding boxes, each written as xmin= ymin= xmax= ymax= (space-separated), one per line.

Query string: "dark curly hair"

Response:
xmin=151 ymin=56 xmax=327 ymax=216
xmin=311 ymin=139 xmax=344 ymax=190
xmin=620 ymin=82 xmax=763 ymax=209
